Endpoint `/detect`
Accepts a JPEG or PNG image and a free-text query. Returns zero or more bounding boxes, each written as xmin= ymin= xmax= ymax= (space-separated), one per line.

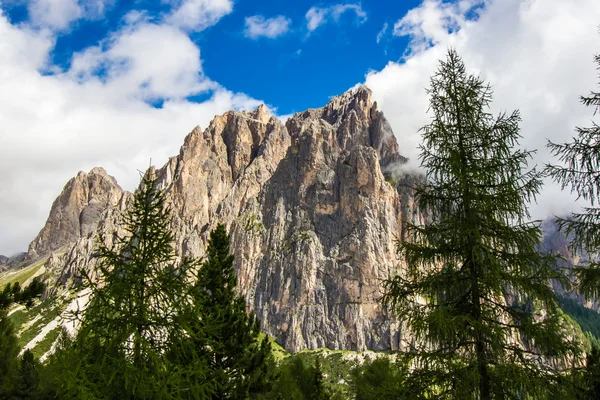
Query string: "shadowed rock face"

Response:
xmin=28 ymin=86 xmax=422 ymax=352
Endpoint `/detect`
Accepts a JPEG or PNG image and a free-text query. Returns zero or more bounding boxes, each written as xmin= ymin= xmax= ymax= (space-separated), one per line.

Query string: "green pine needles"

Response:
xmin=383 ymin=49 xmax=582 ymax=399
xmin=546 ymin=45 xmax=600 ymax=300
xmin=190 ymin=224 xmax=272 ymax=399
xmin=47 ymin=171 xmax=271 ymax=399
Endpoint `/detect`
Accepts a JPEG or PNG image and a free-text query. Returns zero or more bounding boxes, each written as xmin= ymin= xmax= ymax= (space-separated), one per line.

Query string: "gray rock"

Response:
xmin=24 ymin=86 xmax=423 ymax=352
xmin=27 ymin=167 xmax=125 ymax=259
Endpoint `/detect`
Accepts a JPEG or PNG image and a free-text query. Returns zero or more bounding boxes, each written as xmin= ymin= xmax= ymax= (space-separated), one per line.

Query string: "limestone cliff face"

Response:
xmin=29 ymin=87 xmax=421 ymax=352
xmin=28 ymin=167 xmax=125 ymax=259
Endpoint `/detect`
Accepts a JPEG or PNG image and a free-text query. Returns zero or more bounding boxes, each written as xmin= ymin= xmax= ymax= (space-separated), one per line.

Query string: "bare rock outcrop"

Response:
xmin=28 ymin=168 xmax=125 ymax=259
xmin=27 ymin=86 xmax=422 ymax=352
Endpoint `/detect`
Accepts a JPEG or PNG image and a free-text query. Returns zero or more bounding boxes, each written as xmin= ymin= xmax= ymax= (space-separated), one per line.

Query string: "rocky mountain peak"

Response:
xmin=286 ymin=85 xmax=406 ymax=172
xmin=251 ymin=104 xmax=271 ymax=124
xmin=27 ymin=167 xmax=125 ymax=259
xmin=25 ymin=86 xmax=422 ymax=353
xmin=322 ymin=85 xmax=373 ymax=124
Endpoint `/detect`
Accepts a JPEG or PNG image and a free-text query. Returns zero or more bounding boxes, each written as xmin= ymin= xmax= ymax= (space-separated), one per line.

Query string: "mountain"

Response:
xmin=27 ymin=167 xmax=124 ymax=259
xmin=540 ymin=217 xmax=599 ymax=312
xmin=17 ymin=86 xmax=422 ymax=353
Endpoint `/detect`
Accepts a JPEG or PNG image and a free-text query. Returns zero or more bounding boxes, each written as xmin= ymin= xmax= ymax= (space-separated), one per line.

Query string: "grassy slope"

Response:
xmin=0 ymin=259 xmax=46 ymax=288
xmin=557 ymin=295 xmax=600 ymax=348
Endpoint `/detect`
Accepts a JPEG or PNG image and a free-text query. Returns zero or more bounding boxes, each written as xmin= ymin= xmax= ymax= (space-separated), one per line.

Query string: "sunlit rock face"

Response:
xmin=27 ymin=86 xmax=422 ymax=352
xmin=28 ymin=167 xmax=125 ymax=259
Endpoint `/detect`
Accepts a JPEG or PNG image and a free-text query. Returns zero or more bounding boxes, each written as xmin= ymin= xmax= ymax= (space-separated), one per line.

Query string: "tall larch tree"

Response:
xmin=384 ymin=49 xmax=581 ymax=399
xmin=52 ymin=171 xmax=213 ymax=399
xmin=546 ymin=37 xmax=600 ymax=300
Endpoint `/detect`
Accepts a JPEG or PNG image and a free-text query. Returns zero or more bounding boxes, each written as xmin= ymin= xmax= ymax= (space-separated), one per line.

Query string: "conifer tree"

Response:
xmin=191 ymin=224 xmax=272 ymax=399
xmin=578 ymin=345 xmax=600 ymax=399
xmin=13 ymin=349 xmax=42 ymax=399
xmin=384 ymin=49 xmax=581 ymax=399
xmin=313 ymin=357 xmax=328 ymax=400
xmin=0 ymin=308 xmax=19 ymax=397
xmin=58 ymin=171 xmax=212 ymax=399
xmin=546 ymin=40 xmax=600 ymax=299
xmin=0 ymin=278 xmax=45 ymax=398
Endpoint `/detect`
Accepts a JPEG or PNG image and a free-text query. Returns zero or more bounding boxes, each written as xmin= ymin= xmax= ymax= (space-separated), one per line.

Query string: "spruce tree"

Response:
xmin=384 ymin=49 xmax=581 ymax=399
xmin=12 ymin=349 xmax=41 ymax=399
xmin=0 ymin=309 xmax=19 ymax=397
xmin=0 ymin=278 xmax=45 ymax=398
xmin=59 ymin=171 xmax=212 ymax=399
xmin=578 ymin=345 xmax=600 ymax=399
xmin=350 ymin=357 xmax=411 ymax=400
xmin=191 ymin=224 xmax=271 ymax=398
xmin=546 ymin=40 xmax=600 ymax=299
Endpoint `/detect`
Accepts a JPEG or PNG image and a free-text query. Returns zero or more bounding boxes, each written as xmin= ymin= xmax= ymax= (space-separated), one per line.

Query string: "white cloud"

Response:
xmin=376 ymin=22 xmax=388 ymax=43
xmin=26 ymin=0 xmax=115 ymax=31
xmin=244 ymin=15 xmax=291 ymax=39
xmin=68 ymin=22 xmax=216 ymax=100
xmin=305 ymin=3 xmax=367 ymax=32
xmin=365 ymin=0 xmax=600 ymax=220
xmin=27 ymin=0 xmax=83 ymax=31
xmin=165 ymin=0 xmax=233 ymax=32
xmin=0 ymin=10 xmax=262 ymax=255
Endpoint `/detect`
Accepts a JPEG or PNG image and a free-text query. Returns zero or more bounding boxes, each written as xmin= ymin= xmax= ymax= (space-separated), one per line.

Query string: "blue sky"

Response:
xmin=3 ymin=0 xmax=420 ymax=114
xmin=1 ymin=0 xmax=600 ymax=255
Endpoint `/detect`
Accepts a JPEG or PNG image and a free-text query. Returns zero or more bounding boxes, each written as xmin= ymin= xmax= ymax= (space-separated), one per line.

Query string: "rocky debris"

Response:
xmin=25 ymin=86 xmax=423 ymax=353
xmin=27 ymin=167 xmax=125 ymax=259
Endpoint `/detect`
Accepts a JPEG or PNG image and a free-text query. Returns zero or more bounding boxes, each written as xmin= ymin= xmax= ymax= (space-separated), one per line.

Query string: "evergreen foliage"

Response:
xmin=546 ymin=38 xmax=600 ymax=300
xmin=0 ymin=277 xmax=45 ymax=398
xmin=312 ymin=357 xmax=328 ymax=400
xmin=11 ymin=349 xmax=42 ymax=399
xmin=0 ymin=277 xmax=45 ymax=310
xmin=0 ymin=309 xmax=19 ymax=398
xmin=557 ymin=295 xmax=600 ymax=346
xmin=260 ymin=356 xmax=332 ymax=400
xmin=190 ymin=224 xmax=272 ymax=399
xmin=578 ymin=346 xmax=600 ymax=399
xmin=383 ymin=49 xmax=581 ymax=399
xmin=49 ymin=171 xmax=213 ymax=399
xmin=350 ymin=357 xmax=411 ymax=400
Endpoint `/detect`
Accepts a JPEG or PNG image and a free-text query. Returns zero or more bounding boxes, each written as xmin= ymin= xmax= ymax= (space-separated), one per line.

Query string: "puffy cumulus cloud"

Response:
xmin=365 ymin=0 xmax=600 ymax=220
xmin=27 ymin=0 xmax=82 ymax=30
xmin=0 ymin=11 xmax=262 ymax=255
xmin=393 ymin=0 xmax=484 ymax=54
xmin=165 ymin=0 xmax=233 ymax=32
xmin=244 ymin=15 xmax=292 ymax=39
xmin=305 ymin=3 xmax=367 ymax=33
xmin=68 ymin=21 xmax=216 ymax=100
xmin=26 ymin=0 xmax=115 ymax=31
